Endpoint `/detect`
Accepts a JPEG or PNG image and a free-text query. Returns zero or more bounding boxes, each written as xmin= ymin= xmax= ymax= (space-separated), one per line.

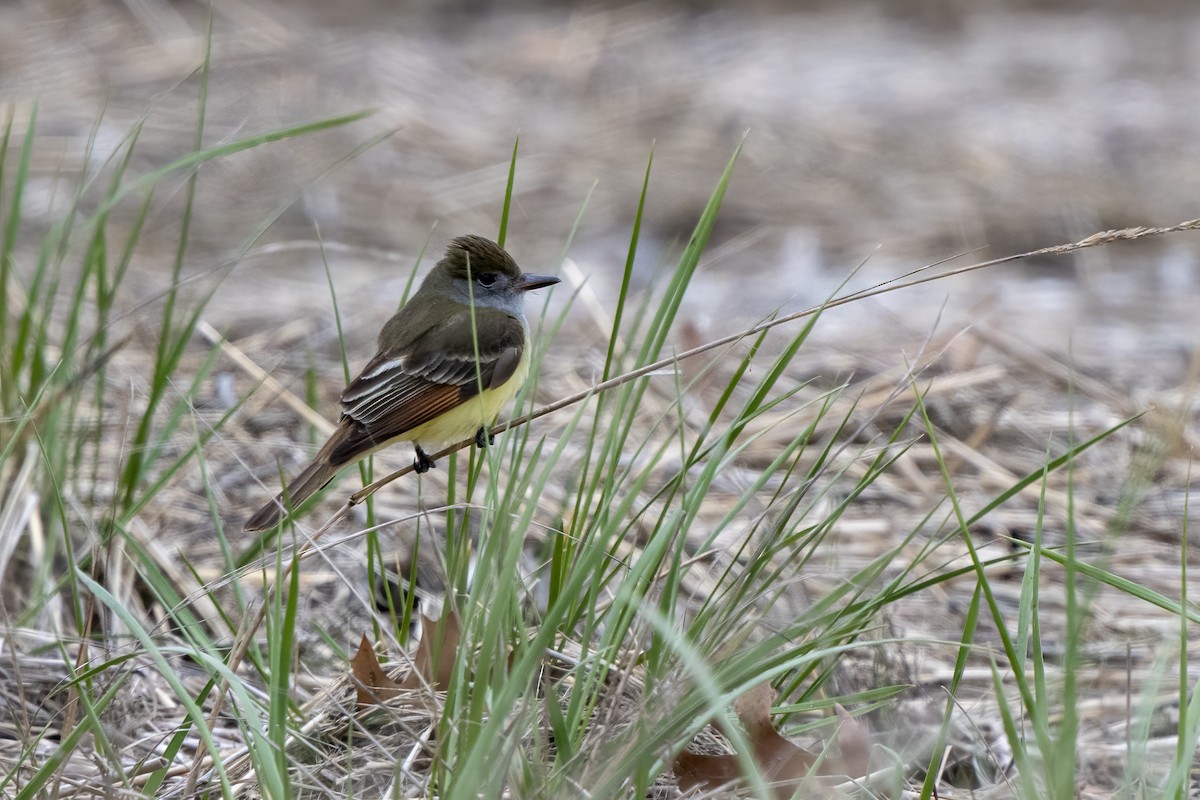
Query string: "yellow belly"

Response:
xmin=399 ymin=347 xmax=531 ymax=449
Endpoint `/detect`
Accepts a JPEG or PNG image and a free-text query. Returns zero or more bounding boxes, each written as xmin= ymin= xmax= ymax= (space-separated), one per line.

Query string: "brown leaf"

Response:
xmin=674 ymin=750 xmax=742 ymax=794
xmin=399 ymin=612 xmax=461 ymax=692
xmin=350 ymin=633 xmax=403 ymax=707
xmin=833 ymin=702 xmax=871 ymax=778
xmin=674 ymin=682 xmax=818 ymax=798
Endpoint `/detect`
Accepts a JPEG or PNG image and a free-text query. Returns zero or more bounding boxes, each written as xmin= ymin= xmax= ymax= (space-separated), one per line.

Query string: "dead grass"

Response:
xmin=5 ymin=221 xmax=1200 ymax=796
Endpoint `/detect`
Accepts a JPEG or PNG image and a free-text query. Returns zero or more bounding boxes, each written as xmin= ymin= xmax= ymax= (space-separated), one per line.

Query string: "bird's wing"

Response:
xmin=327 ymin=307 xmax=526 ymax=465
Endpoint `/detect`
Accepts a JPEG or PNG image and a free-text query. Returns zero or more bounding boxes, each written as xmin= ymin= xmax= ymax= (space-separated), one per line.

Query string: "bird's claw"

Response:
xmin=474 ymin=426 xmax=495 ymax=449
xmin=414 ymin=445 xmax=436 ymax=473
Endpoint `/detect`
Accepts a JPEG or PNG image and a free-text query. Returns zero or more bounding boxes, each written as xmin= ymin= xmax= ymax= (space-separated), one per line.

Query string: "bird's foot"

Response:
xmin=474 ymin=426 xmax=495 ymax=449
xmin=414 ymin=445 xmax=436 ymax=473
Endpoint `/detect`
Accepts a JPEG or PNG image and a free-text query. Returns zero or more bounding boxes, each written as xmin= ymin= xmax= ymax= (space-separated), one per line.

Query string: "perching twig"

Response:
xmin=346 ymin=218 xmax=1200 ymax=509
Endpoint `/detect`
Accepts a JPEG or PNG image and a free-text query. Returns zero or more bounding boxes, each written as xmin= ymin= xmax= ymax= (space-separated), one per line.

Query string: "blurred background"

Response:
xmin=2 ymin=0 xmax=1198 ymax=380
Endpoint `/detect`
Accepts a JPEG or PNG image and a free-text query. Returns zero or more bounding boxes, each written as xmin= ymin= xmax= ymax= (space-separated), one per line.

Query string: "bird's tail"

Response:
xmin=244 ymin=457 xmax=340 ymax=532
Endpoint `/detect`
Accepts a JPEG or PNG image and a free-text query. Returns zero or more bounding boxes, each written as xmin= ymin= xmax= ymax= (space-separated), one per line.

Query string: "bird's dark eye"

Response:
xmin=477 ymin=272 xmax=498 ymax=287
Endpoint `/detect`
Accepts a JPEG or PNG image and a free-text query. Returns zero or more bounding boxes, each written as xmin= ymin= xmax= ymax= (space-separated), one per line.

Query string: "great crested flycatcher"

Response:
xmin=244 ymin=235 xmax=559 ymax=531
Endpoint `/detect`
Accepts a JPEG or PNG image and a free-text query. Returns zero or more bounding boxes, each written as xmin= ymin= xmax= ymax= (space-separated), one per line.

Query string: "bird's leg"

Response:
xmin=413 ymin=445 xmax=436 ymax=473
xmin=474 ymin=426 xmax=495 ymax=449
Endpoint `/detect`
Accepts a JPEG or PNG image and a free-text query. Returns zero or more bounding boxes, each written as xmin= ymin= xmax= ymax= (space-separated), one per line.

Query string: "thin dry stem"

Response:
xmin=343 ymin=219 xmax=1200 ymax=510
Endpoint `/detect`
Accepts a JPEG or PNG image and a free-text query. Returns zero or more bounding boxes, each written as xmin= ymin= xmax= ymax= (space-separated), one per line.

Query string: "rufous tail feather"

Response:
xmin=244 ymin=458 xmax=339 ymax=532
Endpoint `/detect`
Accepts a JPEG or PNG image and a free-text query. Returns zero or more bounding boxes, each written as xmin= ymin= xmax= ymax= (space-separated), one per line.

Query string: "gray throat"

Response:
xmin=445 ymin=282 xmax=528 ymax=320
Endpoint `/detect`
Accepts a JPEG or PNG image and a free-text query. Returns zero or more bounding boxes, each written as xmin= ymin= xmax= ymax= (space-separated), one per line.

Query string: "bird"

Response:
xmin=244 ymin=235 xmax=559 ymax=531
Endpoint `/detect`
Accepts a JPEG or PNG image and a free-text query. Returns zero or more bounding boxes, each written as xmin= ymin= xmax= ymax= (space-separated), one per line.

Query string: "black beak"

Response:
xmin=515 ymin=273 xmax=561 ymax=293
